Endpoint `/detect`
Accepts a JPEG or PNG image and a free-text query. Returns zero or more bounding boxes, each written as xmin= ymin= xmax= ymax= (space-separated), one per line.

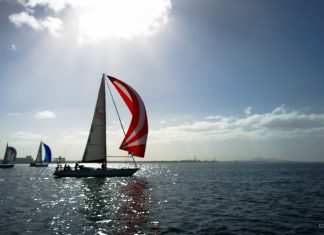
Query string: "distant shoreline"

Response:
xmin=14 ymin=160 xmax=324 ymax=164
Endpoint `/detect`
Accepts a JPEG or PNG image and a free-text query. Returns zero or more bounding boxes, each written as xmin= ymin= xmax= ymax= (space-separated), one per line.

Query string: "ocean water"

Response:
xmin=0 ymin=162 xmax=324 ymax=235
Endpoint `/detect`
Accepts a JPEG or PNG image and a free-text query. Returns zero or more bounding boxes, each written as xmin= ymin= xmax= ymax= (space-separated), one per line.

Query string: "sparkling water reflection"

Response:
xmin=48 ymin=175 xmax=153 ymax=234
xmin=1 ymin=163 xmax=324 ymax=234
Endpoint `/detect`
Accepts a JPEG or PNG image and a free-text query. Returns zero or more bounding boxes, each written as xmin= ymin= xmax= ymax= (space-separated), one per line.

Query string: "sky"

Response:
xmin=1 ymin=0 xmax=324 ymax=162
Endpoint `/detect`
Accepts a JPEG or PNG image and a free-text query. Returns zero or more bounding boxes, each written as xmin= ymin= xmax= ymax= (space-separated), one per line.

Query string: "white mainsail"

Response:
xmin=82 ymin=75 xmax=107 ymax=163
xmin=35 ymin=141 xmax=43 ymax=163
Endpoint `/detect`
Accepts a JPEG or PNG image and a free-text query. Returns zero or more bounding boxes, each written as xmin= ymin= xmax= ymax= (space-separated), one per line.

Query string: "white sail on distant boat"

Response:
xmin=54 ymin=74 xmax=148 ymax=177
xmin=30 ymin=141 xmax=52 ymax=167
xmin=0 ymin=143 xmax=17 ymax=168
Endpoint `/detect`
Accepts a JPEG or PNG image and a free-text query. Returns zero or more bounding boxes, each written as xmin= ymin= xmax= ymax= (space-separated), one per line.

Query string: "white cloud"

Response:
xmin=10 ymin=0 xmax=172 ymax=42
xmin=9 ymin=11 xmax=62 ymax=36
xmin=244 ymin=106 xmax=252 ymax=115
xmin=205 ymin=115 xmax=225 ymax=120
xmin=40 ymin=17 xmax=63 ymax=36
xmin=150 ymin=106 xmax=324 ymax=143
xmin=11 ymin=44 xmax=16 ymax=50
xmin=272 ymin=104 xmax=286 ymax=114
xmin=17 ymin=0 xmax=70 ymax=13
xmin=9 ymin=11 xmax=42 ymax=30
xmin=77 ymin=0 xmax=172 ymax=44
xmin=35 ymin=110 xmax=56 ymax=119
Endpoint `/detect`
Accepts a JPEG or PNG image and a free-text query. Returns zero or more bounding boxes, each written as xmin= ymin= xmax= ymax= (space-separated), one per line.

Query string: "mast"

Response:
xmin=103 ymin=74 xmax=107 ymax=168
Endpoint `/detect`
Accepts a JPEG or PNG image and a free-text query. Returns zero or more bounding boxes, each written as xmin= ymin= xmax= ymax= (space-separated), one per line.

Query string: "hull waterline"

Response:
xmin=0 ymin=164 xmax=14 ymax=168
xmin=53 ymin=167 xmax=139 ymax=178
xmin=30 ymin=162 xmax=49 ymax=167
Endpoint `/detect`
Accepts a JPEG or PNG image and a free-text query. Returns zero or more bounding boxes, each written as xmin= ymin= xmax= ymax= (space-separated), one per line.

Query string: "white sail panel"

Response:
xmin=82 ymin=76 xmax=107 ymax=162
xmin=35 ymin=142 xmax=43 ymax=163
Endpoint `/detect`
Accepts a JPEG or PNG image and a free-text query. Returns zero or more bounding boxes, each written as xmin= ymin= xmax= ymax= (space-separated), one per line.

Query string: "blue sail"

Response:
xmin=43 ymin=143 xmax=52 ymax=163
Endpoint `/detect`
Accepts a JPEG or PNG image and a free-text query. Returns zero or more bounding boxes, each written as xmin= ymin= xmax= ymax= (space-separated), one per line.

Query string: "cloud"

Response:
xmin=39 ymin=17 xmax=63 ymax=36
xmin=9 ymin=11 xmax=62 ymax=36
xmin=9 ymin=0 xmax=172 ymax=42
xmin=150 ymin=106 xmax=324 ymax=143
xmin=235 ymin=106 xmax=324 ymax=131
xmin=35 ymin=110 xmax=56 ymax=119
xmin=17 ymin=0 xmax=70 ymax=13
xmin=13 ymin=131 xmax=43 ymax=141
xmin=77 ymin=0 xmax=172 ymax=44
xmin=158 ymin=118 xmax=178 ymax=124
xmin=9 ymin=11 xmax=42 ymax=30
xmin=271 ymin=104 xmax=286 ymax=114
xmin=205 ymin=115 xmax=225 ymax=120
xmin=244 ymin=106 xmax=252 ymax=115
xmin=11 ymin=44 xmax=16 ymax=50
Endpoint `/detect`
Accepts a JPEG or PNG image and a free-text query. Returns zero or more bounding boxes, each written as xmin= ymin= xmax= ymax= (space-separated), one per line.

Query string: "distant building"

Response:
xmin=53 ymin=156 xmax=65 ymax=163
xmin=15 ymin=155 xmax=33 ymax=164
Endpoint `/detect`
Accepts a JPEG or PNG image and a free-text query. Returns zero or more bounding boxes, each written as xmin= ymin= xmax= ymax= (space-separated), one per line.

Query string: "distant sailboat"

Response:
xmin=30 ymin=141 xmax=52 ymax=167
xmin=0 ymin=143 xmax=17 ymax=168
xmin=54 ymin=74 xmax=148 ymax=177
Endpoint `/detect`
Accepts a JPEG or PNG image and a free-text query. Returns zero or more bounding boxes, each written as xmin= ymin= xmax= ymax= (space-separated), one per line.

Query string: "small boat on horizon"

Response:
xmin=54 ymin=74 xmax=148 ymax=177
xmin=30 ymin=141 xmax=52 ymax=167
xmin=0 ymin=143 xmax=17 ymax=168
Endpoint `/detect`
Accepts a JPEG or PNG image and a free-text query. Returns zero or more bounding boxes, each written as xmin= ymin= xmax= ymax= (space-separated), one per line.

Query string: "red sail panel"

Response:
xmin=107 ymin=75 xmax=148 ymax=158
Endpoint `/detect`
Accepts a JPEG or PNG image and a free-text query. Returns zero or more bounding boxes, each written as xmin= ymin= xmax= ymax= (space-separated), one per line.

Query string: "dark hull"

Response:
xmin=0 ymin=164 xmax=14 ymax=168
xmin=30 ymin=162 xmax=49 ymax=167
xmin=54 ymin=167 xmax=139 ymax=178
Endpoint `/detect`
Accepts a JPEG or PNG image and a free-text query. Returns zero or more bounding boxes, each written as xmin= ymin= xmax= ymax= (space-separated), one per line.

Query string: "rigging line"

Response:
xmin=105 ymin=75 xmax=126 ymax=136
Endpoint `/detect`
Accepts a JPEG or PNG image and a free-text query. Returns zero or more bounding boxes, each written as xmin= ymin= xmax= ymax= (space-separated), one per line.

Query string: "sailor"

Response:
xmin=75 ymin=162 xmax=79 ymax=170
xmin=101 ymin=162 xmax=106 ymax=169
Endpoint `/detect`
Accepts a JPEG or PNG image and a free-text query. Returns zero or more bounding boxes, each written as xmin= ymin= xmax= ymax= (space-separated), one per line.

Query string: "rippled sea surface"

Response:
xmin=1 ymin=162 xmax=324 ymax=234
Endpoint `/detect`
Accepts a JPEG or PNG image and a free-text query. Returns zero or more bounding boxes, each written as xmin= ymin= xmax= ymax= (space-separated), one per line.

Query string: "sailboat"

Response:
xmin=30 ymin=141 xmax=52 ymax=167
xmin=54 ymin=74 xmax=148 ymax=177
xmin=0 ymin=143 xmax=17 ymax=168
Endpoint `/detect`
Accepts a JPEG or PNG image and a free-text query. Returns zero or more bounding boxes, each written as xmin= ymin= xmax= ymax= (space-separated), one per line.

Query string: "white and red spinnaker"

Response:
xmin=107 ymin=75 xmax=148 ymax=158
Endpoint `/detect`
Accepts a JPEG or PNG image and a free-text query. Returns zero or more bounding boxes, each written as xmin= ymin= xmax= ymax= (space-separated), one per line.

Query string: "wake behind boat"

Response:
xmin=54 ymin=74 xmax=148 ymax=177
xmin=30 ymin=141 xmax=52 ymax=167
xmin=0 ymin=143 xmax=17 ymax=168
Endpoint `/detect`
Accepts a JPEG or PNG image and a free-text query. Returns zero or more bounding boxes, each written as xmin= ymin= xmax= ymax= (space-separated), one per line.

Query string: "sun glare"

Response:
xmin=77 ymin=0 xmax=172 ymax=44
